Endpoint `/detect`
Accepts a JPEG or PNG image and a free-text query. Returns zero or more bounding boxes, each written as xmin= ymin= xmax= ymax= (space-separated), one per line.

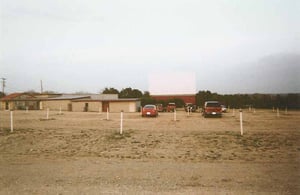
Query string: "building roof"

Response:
xmin=72 ymin=98 xmax=140 ymax=102
xmin=89 ymin=94 xmax=118 ymax=100
xmin=151 ymin=94 xmax=196 ymax=96
xmin=0 ymin=93 xmax=37 ymax=101
xmin=45 ymin=94 xmax=90 ymax=100
xmin=1 ymin=93 xmax=135 ymax=102
xmin=44 ymin=94 xmax=119 ymax=101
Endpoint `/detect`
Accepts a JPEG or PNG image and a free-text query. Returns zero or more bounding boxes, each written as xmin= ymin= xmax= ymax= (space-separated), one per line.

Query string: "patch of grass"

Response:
xmin=39 ymin=118 xmax=56 ymax=121
xmin=106 ymin=130 xmax=133 ymax=140
xmin=0 ymin=128 xmax=34 ymax=135
xmin=221 ymin=178 xmax=232 ymax=183
xmin=221 ymin=131 xmax=244 ymax=140
xmin=131 ymin=140 xmax=141 ymax=144
xmin=0 ymin=128 xmax=12 ymax=135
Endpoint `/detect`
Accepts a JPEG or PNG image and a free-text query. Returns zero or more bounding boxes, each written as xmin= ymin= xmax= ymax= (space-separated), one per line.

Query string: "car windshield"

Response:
xmin=144 ymin=105 xmax=155 ymax=109
xmin=206 ymin=103 xmax=220 ymax=107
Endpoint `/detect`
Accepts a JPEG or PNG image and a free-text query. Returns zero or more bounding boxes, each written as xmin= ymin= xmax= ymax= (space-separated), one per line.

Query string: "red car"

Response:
xmin=142 ymin=104 xmax=158 ymax=117
xmin=203 ymin=101 xmax=222 ymax=118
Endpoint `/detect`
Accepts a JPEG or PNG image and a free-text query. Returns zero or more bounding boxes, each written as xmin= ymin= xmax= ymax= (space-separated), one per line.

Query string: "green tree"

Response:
xmin=43 ymin=90 xmax=58 ymax=94
xmin=119 ymin=87 xmax=143 ymax=98
xmin=141 ymin=97 xmax=156 ymax=106
xmin=132 ymin=89 xmax=143 ymax=98
xmin=102 ymin=87 xmax=119 ymax=94
xmin=0 ymin=92 xmax=5 ymax=98
xmin=286 ymin=94 xmax=300 ymax=109
xmin=143 ymin=91 xmax=150 ymax=97
xmin=196 ymin=90 xmax=215 ymax=106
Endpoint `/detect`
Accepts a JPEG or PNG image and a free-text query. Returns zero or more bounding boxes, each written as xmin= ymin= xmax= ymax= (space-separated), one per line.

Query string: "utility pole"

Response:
xmin=1 ymin=78 xmax=6 ymax=95
xmin=40 ymin=80 xmax=43 ymax=94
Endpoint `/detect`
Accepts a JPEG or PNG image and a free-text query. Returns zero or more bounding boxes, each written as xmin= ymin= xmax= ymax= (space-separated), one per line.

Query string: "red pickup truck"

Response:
xmin=203 ymin=101 xmax=222 ymax=118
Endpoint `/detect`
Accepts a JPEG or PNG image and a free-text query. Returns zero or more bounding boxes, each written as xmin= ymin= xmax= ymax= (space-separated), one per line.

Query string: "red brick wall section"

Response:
xmin=151 ymin=95 xmax=196 ymax=104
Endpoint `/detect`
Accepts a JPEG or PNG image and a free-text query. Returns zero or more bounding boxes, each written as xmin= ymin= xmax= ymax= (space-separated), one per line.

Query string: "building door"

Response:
xmin=68 ymin=103 xmax=72 ymax=111
xmin=5 ymin=102 xmax=9 ymax=110
xmin=84 ymin=103 xmax=88 ymax=112
xmin=102 ymin=101 xmax=109 ymax=112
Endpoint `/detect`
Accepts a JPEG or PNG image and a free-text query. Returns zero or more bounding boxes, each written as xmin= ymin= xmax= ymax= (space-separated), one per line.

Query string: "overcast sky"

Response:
xmin=1 ymin=0 xmax=299 ymax=94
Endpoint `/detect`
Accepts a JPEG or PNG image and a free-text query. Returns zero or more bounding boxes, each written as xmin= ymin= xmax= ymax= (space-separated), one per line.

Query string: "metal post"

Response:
xmin=10 ymin=111 xmax=13 ymax=133
xmin=174 ymin=109 xmax=177 ymax=121
xmin=120 ymin=111 xmax=123 ymax=135
xmin=46 ymin=108 xmax=49 ymax=120
xmin=106 ymin=107 xmax=109 ymax=120
xmin=240 ymin=109 xmax=243 ymax=136
xmin=285 ymin=107 xmax=287 ymax=115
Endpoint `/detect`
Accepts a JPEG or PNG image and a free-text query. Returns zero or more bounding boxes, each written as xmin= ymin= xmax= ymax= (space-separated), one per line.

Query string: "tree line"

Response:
xmin=102 ymin=87 xmax=300 ymax=109
xmin=196 ymin=91 xmax=300 ymax=109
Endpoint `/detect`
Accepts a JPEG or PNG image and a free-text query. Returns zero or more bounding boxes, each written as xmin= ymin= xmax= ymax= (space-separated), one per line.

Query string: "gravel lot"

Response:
xmin=0 ymin=109 xmax=299 ymax=194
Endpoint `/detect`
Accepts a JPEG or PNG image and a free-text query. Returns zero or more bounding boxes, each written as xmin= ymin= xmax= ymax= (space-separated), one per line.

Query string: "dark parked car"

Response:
xmin=166 ymin=103 xmax=176 ymax=112
xmin=203 ymin=101 xmax=222 ymax=117
xmin=185 ymin=103 xmax=197 ymax=112
xmin=156 ymin=104 xmax=164 ymax=112
xmin=221 ymin=105 xmax=227 ymax=113
xmin=142 ymin=104 xmax=158 ymax=117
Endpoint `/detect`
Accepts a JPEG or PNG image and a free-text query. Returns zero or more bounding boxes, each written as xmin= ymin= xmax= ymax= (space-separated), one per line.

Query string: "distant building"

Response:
xmin=72 ymin=98 xmax=140 ymax=113
xmin=0 ymin=93 xmax=141 ymax=112
xmin=71 ymin=94 xmax=140 ymax=112
xmin=151 ymin=94 xmax=196 ymax=105
xmin=40 ymin=94 xmax=91 ymax=111
xmin=0 ymin=93 xmax=39 ymax=110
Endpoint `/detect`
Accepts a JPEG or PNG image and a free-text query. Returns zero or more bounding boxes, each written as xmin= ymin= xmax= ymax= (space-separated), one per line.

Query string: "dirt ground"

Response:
xmin=0 ymin=109 xmax=299 ymax=194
